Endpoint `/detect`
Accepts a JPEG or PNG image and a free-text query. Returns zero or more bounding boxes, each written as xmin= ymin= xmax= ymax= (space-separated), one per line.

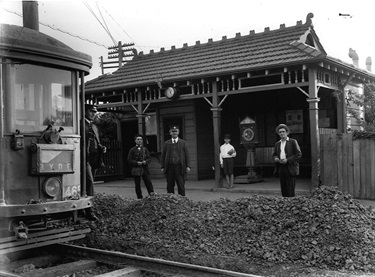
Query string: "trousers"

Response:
xmin=166 ymin=163 xmax=186 ymax=196
xmin=278 ymin=164 xmax=296 ymax=197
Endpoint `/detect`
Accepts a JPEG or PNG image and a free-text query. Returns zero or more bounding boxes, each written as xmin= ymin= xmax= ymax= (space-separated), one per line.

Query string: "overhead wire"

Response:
xmin=2 ymin=7 xmax=108 ymax=48
xmin=0 ymin=5 xmax=28 ymax=60
xmin=83 ymin=1 xmax=116 ymax=46
xmin=98 ymin=3 xmax=143 ymax=51
xmin=95 ymin=1 xmax=116 ymax=46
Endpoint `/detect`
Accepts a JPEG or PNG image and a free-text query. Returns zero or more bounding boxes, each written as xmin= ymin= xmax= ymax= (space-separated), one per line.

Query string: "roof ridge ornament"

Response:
xmin=305 ymin=13 xmax=314 ymax=26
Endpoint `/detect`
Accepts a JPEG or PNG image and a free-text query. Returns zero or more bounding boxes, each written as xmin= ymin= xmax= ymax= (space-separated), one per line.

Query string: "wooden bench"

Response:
xmin=234 ymin=146 xmax=311 ymax=177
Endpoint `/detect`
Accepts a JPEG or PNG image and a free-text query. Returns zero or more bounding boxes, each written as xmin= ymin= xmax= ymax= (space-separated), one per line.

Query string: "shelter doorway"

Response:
xmin=121 ymin=119 xmax=138 ymax=177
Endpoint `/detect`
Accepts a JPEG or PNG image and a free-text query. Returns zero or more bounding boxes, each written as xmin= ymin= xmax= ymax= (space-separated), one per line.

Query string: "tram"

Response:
xmin=0 ymin=9 xmax=93 ymax=254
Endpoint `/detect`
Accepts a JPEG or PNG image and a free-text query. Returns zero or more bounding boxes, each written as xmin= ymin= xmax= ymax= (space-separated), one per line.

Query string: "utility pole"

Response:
xmin=100 ymin=41 xmax=136 ymax=74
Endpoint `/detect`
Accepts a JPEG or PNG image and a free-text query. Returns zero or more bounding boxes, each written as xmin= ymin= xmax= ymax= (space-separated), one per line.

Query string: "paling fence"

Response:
xmin=320 ymin=133 xmax=375 ymax=200
xmin=95 ymin=140 xmax=123 ymax=179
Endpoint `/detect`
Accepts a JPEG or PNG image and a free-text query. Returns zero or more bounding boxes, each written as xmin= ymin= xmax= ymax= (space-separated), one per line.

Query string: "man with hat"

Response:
xmin=219 ymin=134 xmax=236 ymax=188
xmin=272 ymin=124 xmax=302 ymax=197
xmin=160 ymin=125 xmax=191 ymax=196
xmin=84 ymin=104 xmax=106 ymax=220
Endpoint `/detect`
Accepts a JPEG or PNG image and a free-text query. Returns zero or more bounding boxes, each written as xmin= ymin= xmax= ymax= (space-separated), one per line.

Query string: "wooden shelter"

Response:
xmin=85 ymin=13 xmax=375 ymax=189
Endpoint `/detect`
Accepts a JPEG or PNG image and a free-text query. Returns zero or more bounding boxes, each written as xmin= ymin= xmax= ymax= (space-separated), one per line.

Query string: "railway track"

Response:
xmin=0 ymin=243 xmax=263 ymax=277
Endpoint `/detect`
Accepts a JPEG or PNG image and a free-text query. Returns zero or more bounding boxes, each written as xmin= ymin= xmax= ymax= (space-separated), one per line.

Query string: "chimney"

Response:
xmin=366 ymin=57 xmax=372 ymax=72
xmin=348 ymin=48 xmax=359 ymax=68
xmin=22 ymin=1 xmax=39 ymax=31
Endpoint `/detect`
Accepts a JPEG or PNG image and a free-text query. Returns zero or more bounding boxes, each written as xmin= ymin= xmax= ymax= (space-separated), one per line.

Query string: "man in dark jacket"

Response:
xmin=127 ymin=134 xmax=155 ymax=199
xmin=272 ymin=124 xmax=302 ymax=197
xmin=160 ymin=125 xmax=191 ymax=196
xmin=85 ymin=104 xmax=106 ymax=220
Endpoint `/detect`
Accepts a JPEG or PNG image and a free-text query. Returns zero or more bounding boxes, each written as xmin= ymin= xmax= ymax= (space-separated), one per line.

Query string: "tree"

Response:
xmin=362 ymin=83 xmax=375 ymax=130
xmin=345 ymin=82 xmax=375 ymax=131
xmin=93 ymin=112 xmax=119 ymax=141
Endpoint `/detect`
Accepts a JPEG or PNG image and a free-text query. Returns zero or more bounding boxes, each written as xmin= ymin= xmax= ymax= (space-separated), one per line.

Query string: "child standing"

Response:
xmin=219 ymin=134 xmax=236 ymax=188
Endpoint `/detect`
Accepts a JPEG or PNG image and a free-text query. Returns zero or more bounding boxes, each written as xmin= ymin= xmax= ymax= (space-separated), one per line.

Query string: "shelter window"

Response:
xmin=4 ymin=62 xmax=76 ymax=134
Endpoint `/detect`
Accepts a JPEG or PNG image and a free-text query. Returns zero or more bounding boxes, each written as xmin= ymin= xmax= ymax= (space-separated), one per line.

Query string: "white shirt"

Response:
xmin=280 ymin=137 xmax=289 ymax=159
xmin=220 ymin=143 xmax=236 ymax=164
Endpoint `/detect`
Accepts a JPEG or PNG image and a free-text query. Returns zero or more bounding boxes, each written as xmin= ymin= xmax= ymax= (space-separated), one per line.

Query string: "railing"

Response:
xmin=95 ymin=140 xmax=122 ymax=179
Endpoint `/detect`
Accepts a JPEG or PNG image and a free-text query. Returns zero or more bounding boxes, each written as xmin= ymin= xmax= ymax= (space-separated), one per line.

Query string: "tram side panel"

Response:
xmin=3 ymin=136 xmax=82 ymax=205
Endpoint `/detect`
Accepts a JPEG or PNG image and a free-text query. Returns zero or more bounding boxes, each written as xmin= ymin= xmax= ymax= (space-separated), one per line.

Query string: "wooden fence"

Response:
xmin=320 ymin=133 xmax=375 ymax=200
xmin=95 ymin=140 xmax=123 ymax=180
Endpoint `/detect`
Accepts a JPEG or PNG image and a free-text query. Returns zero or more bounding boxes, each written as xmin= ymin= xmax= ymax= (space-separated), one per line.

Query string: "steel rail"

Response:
xmin=55 ymin=243 xmax=263 ymax=277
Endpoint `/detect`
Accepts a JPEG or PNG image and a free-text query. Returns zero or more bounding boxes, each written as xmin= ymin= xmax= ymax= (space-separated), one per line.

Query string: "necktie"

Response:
xmin=173 ymin=139 xmax=176 ymax=144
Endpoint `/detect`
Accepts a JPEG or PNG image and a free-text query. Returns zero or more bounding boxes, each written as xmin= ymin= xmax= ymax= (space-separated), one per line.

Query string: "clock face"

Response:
xmin=242 ymin=128 xmax=254 ymax=142
xmin=165 ymin=87 xmax=176 ymax=99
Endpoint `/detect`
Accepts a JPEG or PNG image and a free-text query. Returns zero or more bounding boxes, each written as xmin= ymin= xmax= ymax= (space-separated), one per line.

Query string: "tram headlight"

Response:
xmin=43 ymin=177 xmax=61 ymax=198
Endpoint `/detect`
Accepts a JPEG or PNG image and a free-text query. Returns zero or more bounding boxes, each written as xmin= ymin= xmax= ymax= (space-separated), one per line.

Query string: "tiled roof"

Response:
xmin=86 ymin=13 xmax=325 ymax=92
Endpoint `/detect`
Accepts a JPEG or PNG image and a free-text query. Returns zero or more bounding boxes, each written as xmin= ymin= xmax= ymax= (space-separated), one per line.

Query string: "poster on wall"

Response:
xmin=286 ymin=110 xmax=303 ymax=133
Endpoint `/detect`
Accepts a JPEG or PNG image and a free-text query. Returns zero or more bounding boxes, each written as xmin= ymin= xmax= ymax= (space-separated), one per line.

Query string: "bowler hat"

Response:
xmin=275 ymin=124 xmax=290 ymax=134
xmin=85 ymin=104 xmax=98 ymax=112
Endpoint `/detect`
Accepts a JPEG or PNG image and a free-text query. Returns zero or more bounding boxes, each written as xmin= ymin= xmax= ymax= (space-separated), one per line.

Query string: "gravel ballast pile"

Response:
xmin=80 ymin=186 xmax=375 ymax=274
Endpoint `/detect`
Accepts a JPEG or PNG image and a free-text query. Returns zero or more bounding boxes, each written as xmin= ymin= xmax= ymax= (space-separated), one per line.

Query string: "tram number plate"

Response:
xmin=64 ymin=184 xmax=81 ymax=198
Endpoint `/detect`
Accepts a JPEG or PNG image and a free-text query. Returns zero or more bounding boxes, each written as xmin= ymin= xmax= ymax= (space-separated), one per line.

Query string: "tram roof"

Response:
xmin=0 ymin=24 xmax=92 ymax=74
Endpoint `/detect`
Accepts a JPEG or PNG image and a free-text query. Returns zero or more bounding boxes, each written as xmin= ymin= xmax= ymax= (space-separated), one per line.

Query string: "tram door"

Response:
xmin=121 ymin=119 xmax=138 ymax=177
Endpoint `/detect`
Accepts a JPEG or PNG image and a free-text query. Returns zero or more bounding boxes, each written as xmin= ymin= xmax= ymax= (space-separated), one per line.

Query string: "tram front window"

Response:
xmin=5 ymin=63 xmax=76 ymax=134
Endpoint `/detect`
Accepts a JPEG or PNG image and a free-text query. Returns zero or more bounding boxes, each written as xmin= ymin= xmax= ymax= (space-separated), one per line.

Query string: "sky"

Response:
xmin=1 ymin=0 xmax=375 ymax=81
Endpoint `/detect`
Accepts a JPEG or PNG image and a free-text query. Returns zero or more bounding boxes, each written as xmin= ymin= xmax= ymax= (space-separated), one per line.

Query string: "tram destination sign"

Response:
xmin=31 ymin=144 xmax=75 ymax=175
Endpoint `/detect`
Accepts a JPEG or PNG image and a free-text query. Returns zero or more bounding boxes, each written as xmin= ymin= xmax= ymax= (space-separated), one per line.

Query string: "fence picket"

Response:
xmin=371 ymin=142 xmax=375 ymax=198
xmin=337 ymin=137 xmax=343 ymax=191
xmin=320 ymin=134 xmax=375 ymax=200
xmin=347 ymin=134 xmax=355 ymax=197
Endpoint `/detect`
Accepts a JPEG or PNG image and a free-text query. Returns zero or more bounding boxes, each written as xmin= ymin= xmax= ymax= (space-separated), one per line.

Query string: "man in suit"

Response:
xmin=272 ymin=124 xmax=302 ymax=197
xmin=160 ymin=125 xmax=191 ymax=196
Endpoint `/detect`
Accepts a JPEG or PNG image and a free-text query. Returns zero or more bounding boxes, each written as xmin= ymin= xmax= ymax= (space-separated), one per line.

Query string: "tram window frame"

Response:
xmin=4 ymin=62 xmax=78 ymax=134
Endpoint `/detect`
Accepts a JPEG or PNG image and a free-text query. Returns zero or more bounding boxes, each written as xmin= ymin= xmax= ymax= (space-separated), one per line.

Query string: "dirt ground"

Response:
xmin=93 ymin=181 xmax=375 ymax=277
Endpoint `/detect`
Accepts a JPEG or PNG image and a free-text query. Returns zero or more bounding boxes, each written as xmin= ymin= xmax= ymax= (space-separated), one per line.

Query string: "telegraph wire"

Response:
xmin=0 ymin=5 xmax=28 ymax=60
xmin=83 ymin=1 xmax=116 ymax=46
xmin=95 ymin=1 xmax=116 ymax=45
xmin=2 ymin=7 xmax=108 ymax=48
xmin=98 ymin=3 xmax=143 ymax=51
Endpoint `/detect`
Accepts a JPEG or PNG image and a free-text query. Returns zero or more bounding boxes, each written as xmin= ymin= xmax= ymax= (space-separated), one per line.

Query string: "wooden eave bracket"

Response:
xmin=130 ymin=103 xmax=151 ymax=114
xmin=297 ymin=86 xmax=320 ymax=97
xmin=203 ymin=94 xmax=228 ymax=108
xmin=341 ymin=73 xmax=355 ymax=89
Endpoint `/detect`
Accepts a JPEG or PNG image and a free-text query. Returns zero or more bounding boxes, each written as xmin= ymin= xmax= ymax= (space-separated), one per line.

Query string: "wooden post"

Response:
xmin=0 ymin=63 xmax=4 ymax=205
xmin=136 ymin=89 xmax=146 ymax=135
xmin=80 ymin=71 xmax=87 ymax=197
xmin=211 ymin=81 xmax=222 ymax=187
xmin=118 ymin=41 xmax=123 ymax=68
xmin=308 ymin=67 xmax=320 ymax=189
xmin=100 ymin=56 xmax=104 ymax=75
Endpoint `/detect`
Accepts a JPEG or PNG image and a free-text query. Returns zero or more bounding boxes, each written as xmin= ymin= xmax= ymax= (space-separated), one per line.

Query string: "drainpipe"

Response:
xmin=366 ymin=57 xmax=372 ymax=72
xmin=22 ymin=1 xmax=39 ymax=31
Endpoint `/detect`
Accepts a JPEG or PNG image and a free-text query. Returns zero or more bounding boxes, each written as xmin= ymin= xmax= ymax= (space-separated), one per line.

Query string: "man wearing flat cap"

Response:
xmin=160 ymin=125 xmax=191 ymax=196
xmin=84 ymin=104 xmax=106 ymax=220
xmin=272 ymin=124 xmax=302 ymax=197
